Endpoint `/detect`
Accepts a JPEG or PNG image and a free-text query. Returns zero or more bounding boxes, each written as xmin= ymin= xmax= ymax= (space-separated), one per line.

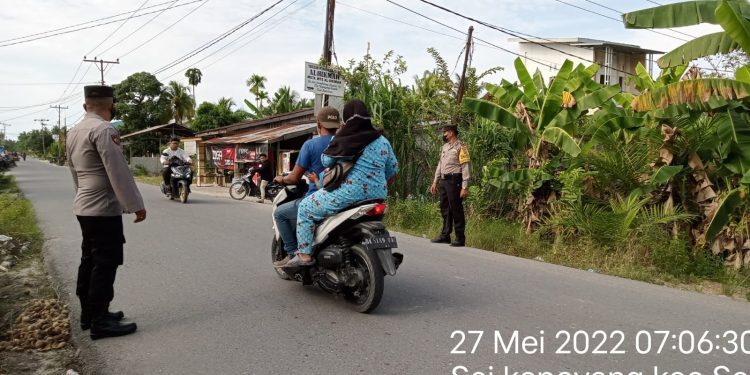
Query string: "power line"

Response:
xmin=0 ymin=0 xmax=205 ymax=48
xmin=555 ymin=0 xmax=692 ymax=41
xmin=386 ymin=0 xmax=564 ymax=71
xmin=119 ymin=0 xmax=210 ymax=58
xmin=0 ymin=0 xmax=196 ymax=44
xmin=196 ymin=0 xmax=318 ymax=73
xmin=87 ymin=0 xmax=151 ymax=56
xmin=152 ymin=0 xmax=286 ymax=75
xmin=0 ymin=81 xmax=99 ymax=86
xmin=97 ymin=0 xmax=179 ymax=56
xmin=159 ymin=0 xmax=309 ymax=79
xmin=415 ymin=0 xmax=639 ymax=77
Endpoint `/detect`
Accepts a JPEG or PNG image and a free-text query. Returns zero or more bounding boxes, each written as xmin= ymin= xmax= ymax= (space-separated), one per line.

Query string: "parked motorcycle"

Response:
xmin=159 ymin=155 xmax=193 ymax=203
xmin=229 ymin=166 xmax=282 ymax=201
xmin=270 ymin=184 xmax=404 ymax=313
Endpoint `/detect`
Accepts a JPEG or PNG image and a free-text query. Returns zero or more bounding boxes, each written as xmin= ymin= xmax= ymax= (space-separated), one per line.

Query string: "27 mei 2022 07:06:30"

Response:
xmin=450 ymin=329 xmax=750 ymax=356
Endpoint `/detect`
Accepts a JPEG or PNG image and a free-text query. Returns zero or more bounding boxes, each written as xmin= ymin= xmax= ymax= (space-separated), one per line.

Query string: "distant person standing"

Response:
xmin=430 ymin=125 xmax=470 ymax=247
xmin=257 ymin=153 xmax=273 ymax=203
xmin=66 ymin=85 xmax=146 ymax=340
xmin=21 ymin=152 xmax=26 ymax=161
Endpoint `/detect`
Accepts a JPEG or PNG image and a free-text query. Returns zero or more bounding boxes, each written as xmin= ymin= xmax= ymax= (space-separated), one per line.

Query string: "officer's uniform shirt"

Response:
xmin=160 ymin=148 xmax=191 ymax=165
xmin=67 ymin=113 xmax=144 ymax=216
xmin=433 ymin=140 xmax=471 ymax=189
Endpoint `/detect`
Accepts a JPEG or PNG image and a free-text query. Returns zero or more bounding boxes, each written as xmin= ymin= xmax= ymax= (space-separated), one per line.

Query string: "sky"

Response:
xmin=0 ymin=0 xmax=722 ymax=140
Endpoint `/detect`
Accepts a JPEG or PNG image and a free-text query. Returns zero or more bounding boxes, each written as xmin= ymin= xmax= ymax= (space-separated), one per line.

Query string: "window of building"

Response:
xmin=599 ymin=74 xmax=605 ymax=84
xmin=618 ymin=76 xmax=624 ymax=89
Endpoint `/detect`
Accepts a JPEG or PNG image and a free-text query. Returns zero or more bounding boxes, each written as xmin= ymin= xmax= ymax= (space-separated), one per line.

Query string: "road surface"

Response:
xmin=10 ymin=159 xmax=750 ymax=375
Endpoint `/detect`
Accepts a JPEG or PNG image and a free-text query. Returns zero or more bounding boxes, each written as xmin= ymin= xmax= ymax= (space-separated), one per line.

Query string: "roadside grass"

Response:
xmin=134 ymin=175 xmax=162 ymax=186
xmin=0 ymin=174 xmax=42 ymax=254
xmin=385 ymin=198 xmax=750 ymax=300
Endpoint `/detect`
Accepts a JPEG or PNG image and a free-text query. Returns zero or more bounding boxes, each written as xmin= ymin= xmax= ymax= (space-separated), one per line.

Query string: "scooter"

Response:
xmin=159 ymin=155 xmax=193 ymax=203
xmin=270 ymin=184 xmax=404 ymax=313
xmin=229 ymin=166 xmax=282 ymax=201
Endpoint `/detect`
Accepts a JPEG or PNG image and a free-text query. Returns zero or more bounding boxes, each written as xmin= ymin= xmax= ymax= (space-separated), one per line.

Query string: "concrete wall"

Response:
xmin=517 ymin=43 xmax=594 ymax=81
xmin=130 ymin=157 xmax=161 ymax=175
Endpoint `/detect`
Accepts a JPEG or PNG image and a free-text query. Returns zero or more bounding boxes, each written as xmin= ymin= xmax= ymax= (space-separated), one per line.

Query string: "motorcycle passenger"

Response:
xmin=160 ymin=137 xmax=192 ymax=189
xmin=280 ymin=99 xmax=399 ymax=268
xmin=272 ymin=107 xmax=341 ymax=266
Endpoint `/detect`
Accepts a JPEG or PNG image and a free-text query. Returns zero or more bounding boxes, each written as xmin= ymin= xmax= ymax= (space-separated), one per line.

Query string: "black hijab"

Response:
xmin=322 ymin=99 xmax=381 ymax=157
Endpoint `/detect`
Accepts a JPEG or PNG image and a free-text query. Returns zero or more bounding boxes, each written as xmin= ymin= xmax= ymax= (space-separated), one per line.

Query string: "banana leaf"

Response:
xmin=485 ymin=82 xmax=524 ymax=108
xmin=623 ymin=1 xmax=720 ymax=28
xmin=541 ymin=126 xmax=581 ymax=157
xmin=463 ymin=98 xmax=523 ymax=131
xmin=651 ymin=165 xmax=684 ymax=184
xmin=514 ymin=57 xmax=539 ymax=103
xmin=539 ymin=60 xmax=574 ymax=130
xmin=533 ymin=69 xmax=546 ymax=93
xmin=715 ymin=0 xmax=750 ymax=56
xmin=742 ymin=170 xmax=750 ymax=184
xmin=735 ymin=64 xmax=750 ymax=82
xmin=631 ymin=78 xmax=750 ymax=112
xmin=547 ymin=85 xmax=621 ymax=129
xmin=489 ymin=169 xmax=553 ymax=191
xmin=705 ymin=188 xmax=744 ymax=242
xmin=658 ymin=32 xmax=741 ymax=68
xmin=632 ymin=63 xmax=656 ymax=92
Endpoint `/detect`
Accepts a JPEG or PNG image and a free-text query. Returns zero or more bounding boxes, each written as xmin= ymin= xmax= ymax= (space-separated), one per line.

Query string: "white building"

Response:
xmin=509 ymin=38 xmax=662 ymax=94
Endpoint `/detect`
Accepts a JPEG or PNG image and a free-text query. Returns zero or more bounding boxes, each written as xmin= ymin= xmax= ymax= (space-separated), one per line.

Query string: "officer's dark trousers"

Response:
xmin=76 ymin=216 xmax=125 ymax=318
xmin=438 ymin=175 xmax=466 ymax=240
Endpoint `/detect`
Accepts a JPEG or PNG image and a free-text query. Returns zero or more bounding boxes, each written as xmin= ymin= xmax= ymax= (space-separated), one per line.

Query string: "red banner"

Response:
xmin=209 ymin=146 xmax=235 ymax=170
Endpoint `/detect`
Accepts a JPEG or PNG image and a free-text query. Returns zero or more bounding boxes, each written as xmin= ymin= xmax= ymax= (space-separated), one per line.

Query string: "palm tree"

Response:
xmin=217 ymin=97 xmax=235 ymax=112
xmin=165 ymin=81 xmax=195 ymax=124
xmin=184 ymin=68 xmax=203 ymax=105
xmin=246 ymin=74 xmax=267 ymax=109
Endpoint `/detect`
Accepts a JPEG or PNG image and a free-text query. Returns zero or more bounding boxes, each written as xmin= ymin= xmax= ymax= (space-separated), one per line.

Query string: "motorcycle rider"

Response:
xmin=272 ymin=107 xmax=341 ymax=266
xmin=160 ymin=137 xmax=192 ymax=190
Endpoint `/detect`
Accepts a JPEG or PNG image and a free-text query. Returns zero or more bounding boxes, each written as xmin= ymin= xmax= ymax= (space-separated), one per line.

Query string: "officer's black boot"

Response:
xmin=90 ymin=316 xmax=137 ymax=340
xmin=79 ymin=298 xmax=125 ymax=331
xmin=89 ymin=303 xmax=136 ymax=340
xmin=430 ymin=235 xmax=451 ymax=244
xmin=450 ymin=234 xmax=465 ymax=247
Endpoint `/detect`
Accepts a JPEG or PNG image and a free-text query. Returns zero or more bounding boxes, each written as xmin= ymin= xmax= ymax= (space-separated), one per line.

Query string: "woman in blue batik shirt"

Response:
xmin=280 ymin=99 xmax=398 ymax=267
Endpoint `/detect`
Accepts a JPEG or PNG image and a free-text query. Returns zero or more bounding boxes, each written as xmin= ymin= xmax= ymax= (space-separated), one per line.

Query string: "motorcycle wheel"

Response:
xmin=343 ymin=245 xmax=384 ymax=313
xmin=178 ymin=182 xmax=188 ymax=203
xmin=229 ymin=182 xmax=248 ymax=200
xmin=271 ymin=237 xmax=292 ymax=280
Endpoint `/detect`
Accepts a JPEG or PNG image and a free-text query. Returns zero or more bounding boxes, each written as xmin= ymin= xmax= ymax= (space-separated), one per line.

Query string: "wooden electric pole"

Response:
xmin=83 ymin=56 xmax=120 ymax=85
xmin=0 ymin=122 xmax=10 ymax=146
xmin=34 ymin=118 xmax=49 ymax=155
xmin=50 ymin=105 xmax=68 ymax=163
xmin=321 ymin=0 xmax=336 ymax=106
xmin=456 ymin=26 xmax=474 ymax=106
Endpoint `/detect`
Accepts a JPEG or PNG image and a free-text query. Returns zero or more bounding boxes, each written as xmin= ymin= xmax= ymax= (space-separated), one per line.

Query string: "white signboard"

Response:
xmin=184 ymin=140 xmax=196 ymax=155
xmin=304 ymin=62 xmax=345 ymax=96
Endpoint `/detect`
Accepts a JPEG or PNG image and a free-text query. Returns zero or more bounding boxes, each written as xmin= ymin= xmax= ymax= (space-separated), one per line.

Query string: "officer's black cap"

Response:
xmin=84 ymin=85 xmax=114 ymax=98
xmin=443 ymin=125 xmax=458 ymax=133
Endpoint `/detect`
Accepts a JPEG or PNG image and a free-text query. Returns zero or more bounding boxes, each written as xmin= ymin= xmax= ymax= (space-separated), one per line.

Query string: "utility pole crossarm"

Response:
xmin=83 ymin=56 xmax=120 ymax=85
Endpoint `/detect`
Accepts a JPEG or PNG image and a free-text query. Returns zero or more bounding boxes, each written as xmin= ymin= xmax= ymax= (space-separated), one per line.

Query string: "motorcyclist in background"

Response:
xmin=160 ymin=137 xmax=192 ymax=188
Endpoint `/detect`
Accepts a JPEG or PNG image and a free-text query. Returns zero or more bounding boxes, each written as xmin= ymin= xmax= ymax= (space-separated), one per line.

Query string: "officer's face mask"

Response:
xmin=442 ymin=135 xmax=449 ymax=143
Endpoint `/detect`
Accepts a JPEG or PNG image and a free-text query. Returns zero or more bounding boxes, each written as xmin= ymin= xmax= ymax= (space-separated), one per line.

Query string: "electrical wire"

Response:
xmin=0 ymin=0 xmax=205 ymax=48
xmin=414 ymin=0 xmax=641 ymax=77
xmin=86 ymin=0 xmax=151 ymax=56
xmin=582 ymin=0 xmax=696 ymax=39
xmin=152 ymin=0 xmax=286 ymax=75
xmin=97 ymin=0 xmax=180 ymax=56
xmin=159 ymin=0 xmax=310 ymax=79
xmin=386 ymin=0 xmax=566 ymax=72
xmin=119 ymin=0 xmax=210 ymax=58
xmin=554 ymin=0 xmax=690 ymax=41
xmin=0 ymin=0 xmax=197 ymax=44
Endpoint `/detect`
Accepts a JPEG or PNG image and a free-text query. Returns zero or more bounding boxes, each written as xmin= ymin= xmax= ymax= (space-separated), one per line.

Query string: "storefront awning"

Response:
xmin=203 ymin=122 xmax=316 ymax=145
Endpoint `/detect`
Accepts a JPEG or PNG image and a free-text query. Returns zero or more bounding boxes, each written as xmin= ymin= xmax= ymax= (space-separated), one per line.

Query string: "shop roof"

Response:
xmin=203 ymin=121 xmax=317 ymax=145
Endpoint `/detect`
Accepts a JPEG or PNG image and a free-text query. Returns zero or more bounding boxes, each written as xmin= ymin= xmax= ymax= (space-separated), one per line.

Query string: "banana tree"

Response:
xmin=463 ymin=57 xmax=623 ymax=230
xmin=623 ymin=0 xmax=750 ymax=267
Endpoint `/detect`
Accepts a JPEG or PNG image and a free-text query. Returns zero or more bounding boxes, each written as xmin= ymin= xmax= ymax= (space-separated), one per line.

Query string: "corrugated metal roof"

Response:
xmin=121 ymin=123 xmax=195 ymax=139
xmin=204 ymin=122 xmax=317 ymax=144
xmin=195 ymin=108 xmax=315 ymax=137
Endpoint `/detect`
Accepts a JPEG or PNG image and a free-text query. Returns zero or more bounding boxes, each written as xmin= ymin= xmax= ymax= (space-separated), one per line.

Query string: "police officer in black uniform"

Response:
xmin=430 ymin=125 xmax=471 ymax=247
xmin=67 ymin=85 xmax=146 ymax=339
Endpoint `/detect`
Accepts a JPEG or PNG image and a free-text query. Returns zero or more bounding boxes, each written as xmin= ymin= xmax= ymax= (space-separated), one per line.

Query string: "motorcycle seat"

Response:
xmin=340 ymin=198 xmax=384 ymax=212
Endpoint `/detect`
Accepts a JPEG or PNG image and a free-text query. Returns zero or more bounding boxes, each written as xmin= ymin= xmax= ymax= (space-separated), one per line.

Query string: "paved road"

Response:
xmin=10 ymin=159 xmax=750 ymax=375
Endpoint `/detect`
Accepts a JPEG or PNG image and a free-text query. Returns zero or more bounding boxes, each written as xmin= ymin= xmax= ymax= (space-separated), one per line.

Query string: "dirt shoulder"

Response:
xmin=0 ymin=173 xmax=85 ymax=375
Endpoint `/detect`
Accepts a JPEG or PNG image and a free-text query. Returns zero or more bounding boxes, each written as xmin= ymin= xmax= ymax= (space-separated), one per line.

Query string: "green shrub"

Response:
xmin=132 ymin=164 xmax=149 ymax=176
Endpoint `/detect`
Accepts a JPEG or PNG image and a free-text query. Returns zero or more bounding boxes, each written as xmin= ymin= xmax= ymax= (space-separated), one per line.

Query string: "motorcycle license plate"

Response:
xmin=362 ymin=234 xmax=398 ymax=250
